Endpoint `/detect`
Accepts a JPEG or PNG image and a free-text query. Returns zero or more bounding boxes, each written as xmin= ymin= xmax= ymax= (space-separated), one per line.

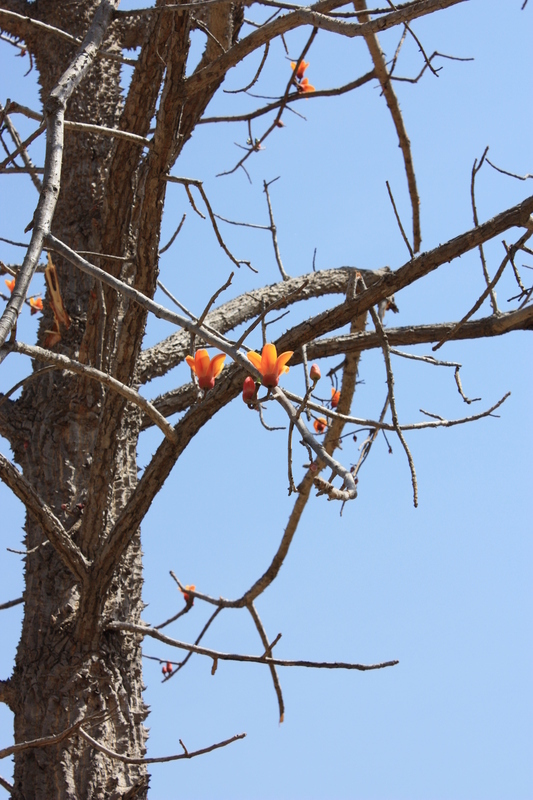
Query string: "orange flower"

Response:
xmin=290 ymin=60 xmax=309 ymax=80
xmin=297 ymin=78 xmax=315 ymax=94
xmin=29 ymin=297 xmax=43 ymax=315
xmin=5 ymin=278 xmax=15 ymax=293
xmin=247 ymin=343 xmax=294 ymax=388
xmin=181 ymin=585 xmax=196 ymax=605
xmin=313 ymin=417 xmax=327 ymax=434
xmin=331 ymin=388 xmax=340 ymax=408
xmin=185 ymin=349 xmax=226 ymax=390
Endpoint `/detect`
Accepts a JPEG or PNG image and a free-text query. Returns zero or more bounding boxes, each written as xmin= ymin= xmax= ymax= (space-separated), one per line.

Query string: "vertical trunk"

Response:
xmin=9 ymin=3 xmax=149 ymax=796
xmin=4 ymin=1 xmax=244 ymax=794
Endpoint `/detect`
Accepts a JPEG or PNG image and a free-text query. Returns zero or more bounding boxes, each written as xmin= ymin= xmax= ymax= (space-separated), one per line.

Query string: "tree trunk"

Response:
xmin=3 ymin=1 xmax=243 ymax=795
xmin=9 ymin=2 xmax=149 ymax=796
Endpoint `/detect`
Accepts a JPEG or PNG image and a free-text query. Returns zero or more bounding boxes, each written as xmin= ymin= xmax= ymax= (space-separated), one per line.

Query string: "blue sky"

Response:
xmin=1 ymin=1 xmax=532 ymax=797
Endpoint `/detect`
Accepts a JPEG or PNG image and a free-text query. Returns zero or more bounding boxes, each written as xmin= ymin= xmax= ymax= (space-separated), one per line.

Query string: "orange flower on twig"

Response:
xmin=313 ymin=417 xmax=327 ymax=434
xmin=180 ymin=585 xmax=196 ymax=605
xmin=297 ymin=78 xmax=315 ymax=94
xmin=331 ymin=388 xmax=340 ymax=408
xmin=290 ymin=60 xmax=309 ymax=81
xmin=185 ymin=350 xmax=226 ymax=390
xmin=247 ymin=343 xmax=293 ymax=388
xmin=29 ymin=297 xmax=43 ymax=315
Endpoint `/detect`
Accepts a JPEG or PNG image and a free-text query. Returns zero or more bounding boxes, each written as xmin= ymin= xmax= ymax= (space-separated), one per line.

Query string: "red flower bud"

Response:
xmin=331 ymin=389 xmax=340 ymax=409
xmin=166 ymin=662 xmax=173 ymax=673
xmin=242 ymin=376 xmax=257 ymax=403
xmin=309 ymin=364 xmax=321 ymax=382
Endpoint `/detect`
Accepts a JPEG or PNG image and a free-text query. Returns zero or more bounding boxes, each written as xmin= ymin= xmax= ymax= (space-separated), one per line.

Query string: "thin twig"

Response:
xmin=166 ymin=177 xmax=254 ymax=270
xmin=386 ymin=180 xmax=413 ymax=258
xmin=361 ymin=274 xmax=418 ymax=505
xmin=107 ymin=620 xmax=399 ymax=671
xmin=485 ymin=158 xmax=532 ymax=182
xmin=471 ymin=147 xmax=498 ymax=313
xmin=6 ymin=341 xmax=178 ymax=444
xmin=159 ymin=213 xmax=186 ymax=255
xmin=264 ymin=178 xmax=289 ymax=280
xmin=79 ymin=727 xmax=245 ymax=764
xmin=433 ymin=229 xmax=533 ymax=351
xmin=353 ymin=0 xmax=421 ymax=252
xmin=0 ymin=596 xmax=23 ymax=611
xmin=248 ymin=603 xmax=285 ymax=722
xmin=224 ymin=42 xmax=270 ymax=94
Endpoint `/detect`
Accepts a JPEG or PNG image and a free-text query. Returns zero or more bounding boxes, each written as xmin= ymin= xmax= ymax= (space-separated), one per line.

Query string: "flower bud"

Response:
xmin=242 ymin=376 xmax=257 ymax=403
xmin=309 ymin=363 xmax=321 ymax=382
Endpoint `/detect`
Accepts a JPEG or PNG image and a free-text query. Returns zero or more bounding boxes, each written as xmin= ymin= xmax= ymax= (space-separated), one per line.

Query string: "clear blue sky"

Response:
xmin=1 ymin=1 xmax=532 ymax=798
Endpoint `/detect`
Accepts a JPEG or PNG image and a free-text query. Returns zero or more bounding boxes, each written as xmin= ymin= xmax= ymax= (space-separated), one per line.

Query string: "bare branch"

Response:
xmin=354 ymin=0 xmax=421 ymax=252
xmin=5 ymin=341 xmax=178 ymax=444
xmin=433 ymin=229 xmax=532 ymax=351
xmin=263 ymin=178 xmax=289 ymax=280
xmin=166 ymin=176 xmax=254 ymax=270
xmin=0 ymin=714 xmax=100 ymax=760
xmin=79 ymin=726 xmax=245 ymax=765
xmin=0 ymin=596 xmax=23 ymax=611
xmin=359 ymin=273 xmax=418 ymax=504
xmin=107 ymin=620 xmax=399 ymax=671
xmin=248 ymin=603 xmax=285 ymax=722
xmin=471 ymin=146 xmax=498 ymax=313
xmin=0 ymin=452 xmax=89 ymax=582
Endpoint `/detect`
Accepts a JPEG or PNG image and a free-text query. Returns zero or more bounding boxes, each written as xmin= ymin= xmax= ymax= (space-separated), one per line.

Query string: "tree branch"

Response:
xmin=0 ymin=452 xmax=89 ymax=582
xmin=354 ymin=0 xmax=421 ymax=252
xmin=78 ymin=726 xmax=245 ymax=765
xmin=183 ymin=0 xmax=467 ymax=101
xmin=107 ymin=620 xmax=399 ymax=671
xmin=4 ymin=340 xmax=179 ymax=444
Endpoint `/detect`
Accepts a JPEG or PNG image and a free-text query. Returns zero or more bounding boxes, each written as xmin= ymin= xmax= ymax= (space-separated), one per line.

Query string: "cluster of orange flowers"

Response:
xmin=4 ymin=277 xmax=43 ymax=315
xmin=290 ymin=60 xmax=315 ymax=93
xmin=185 ymin=342 xmax=295 ymax=399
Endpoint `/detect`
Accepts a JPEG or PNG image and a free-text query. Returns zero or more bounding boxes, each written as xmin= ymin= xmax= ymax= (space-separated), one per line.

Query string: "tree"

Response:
xmin=0 ymin=0 xmax=531 ymax=797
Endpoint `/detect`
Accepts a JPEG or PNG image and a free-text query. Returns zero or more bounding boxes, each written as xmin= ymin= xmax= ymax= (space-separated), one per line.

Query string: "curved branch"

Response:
xmin=0 ymin=452 xmax=89 ymax=582
xmin=5 ymin=341 xmax=178 ymax=444
xmin=79 ymin=727 xmax=246 ymax=765
xmin=138 ymin=267 xmax=384 ymax=383
xmin=183 ymin=0 xmax=467 ymax=101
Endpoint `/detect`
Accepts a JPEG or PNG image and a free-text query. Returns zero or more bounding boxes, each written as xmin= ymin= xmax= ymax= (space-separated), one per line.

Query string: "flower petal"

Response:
xmin=208 ymin=353 xmax=226 ymax=379
xmin=185 ymin=355 xmax=196 ymax=372
xmin=194 ymin=349 xmax=211 ymax=378
xmin=247 ymin=351 xmax=263 ymax=372
xmin=261 ymin=343 xmax=278 ymax=376
xmin=275 ymin=350 xmax=293 ymax=376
